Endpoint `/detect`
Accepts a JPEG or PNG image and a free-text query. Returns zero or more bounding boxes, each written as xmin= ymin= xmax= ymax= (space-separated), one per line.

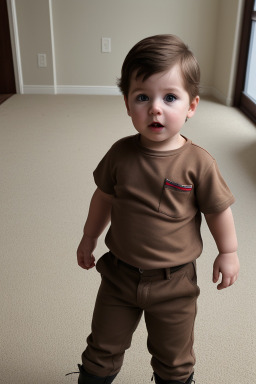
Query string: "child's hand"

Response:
xmin=213 ymin=252 xmax=240 ymax=290
xmin=77 ymin=234 xmax=97 ymax=270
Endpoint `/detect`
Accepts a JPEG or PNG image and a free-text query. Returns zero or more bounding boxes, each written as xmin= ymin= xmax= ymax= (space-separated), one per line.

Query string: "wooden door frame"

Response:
xmin=234 ymin=0 xmax=256 ymax=123
xmin=5 ymin=0 xmax=23 ymax=94
xmin=0 ymin=0 xmax=16 ymax=95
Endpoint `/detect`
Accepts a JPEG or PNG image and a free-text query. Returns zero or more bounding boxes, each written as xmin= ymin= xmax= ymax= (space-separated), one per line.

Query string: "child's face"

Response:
xmin=124 ymin=64 xmax=199 ymax=151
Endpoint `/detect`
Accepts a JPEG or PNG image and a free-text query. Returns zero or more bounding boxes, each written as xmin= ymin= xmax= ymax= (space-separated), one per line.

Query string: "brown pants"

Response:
xmin=82 ymin=252 xmax=200 ymax=382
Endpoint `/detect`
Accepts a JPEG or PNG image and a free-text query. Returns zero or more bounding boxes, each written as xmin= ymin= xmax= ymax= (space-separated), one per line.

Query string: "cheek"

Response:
xmin=130 ymin=107 xmax=144 ymax=121
xmin=166 ymin=110 xmax=187 ymax=128
xmin=170 ymin=106 xmax=187 ymax=120
xmin=167 ymin=109 xmax=183 ymax=121
xmin=131 ymin=115 xmax=141 ymax=127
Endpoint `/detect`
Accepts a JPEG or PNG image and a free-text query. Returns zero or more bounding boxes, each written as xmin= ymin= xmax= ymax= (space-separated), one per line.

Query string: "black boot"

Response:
xmin=77 ymin=364 xmax=118 ymax=384
xmin=153 ymin=372 xmax=195 ymax=384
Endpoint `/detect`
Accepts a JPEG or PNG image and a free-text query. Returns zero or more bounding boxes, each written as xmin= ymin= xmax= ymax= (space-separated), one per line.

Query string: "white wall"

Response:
xmin=52 ymin=0 xmax=219 ymax=87
xmin=9 ymin=0 xmax=245 ymax=105
xmin=213 ymin=0 xmax=244 ymax=105
xmin=14 ymin=0 xmax=54 ymax=87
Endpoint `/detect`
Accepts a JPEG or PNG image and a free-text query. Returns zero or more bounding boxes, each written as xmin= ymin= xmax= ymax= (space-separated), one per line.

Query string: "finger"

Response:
xmin=85 ymin=263 xmax=95 ymax=270
xmin=230 ymin=274 xmax=238 ymax=287
xmin=78 ymin=260 xmax=88 ymax=269
xmin=213 ymin=267 xmax=220 ymax=283
xmin=217 ymin=276 xmax=231 ymax=290
xmin=77 ymin=252 xmax=93 ymax=270
xmin=85 ymin=261 xmax=95 ymax=269
xmin=85 ymin=256 xmax=96 ymax=270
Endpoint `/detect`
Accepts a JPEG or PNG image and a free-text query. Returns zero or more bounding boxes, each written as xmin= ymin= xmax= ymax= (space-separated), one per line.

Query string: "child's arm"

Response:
xmin=77 ymin=187 xmax=113 ymax=270
xmin=204 ymin=207 xmax=240 ymax=290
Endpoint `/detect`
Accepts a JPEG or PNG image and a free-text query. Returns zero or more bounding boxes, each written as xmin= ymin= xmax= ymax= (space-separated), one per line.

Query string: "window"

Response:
xmin=234 ymin=0 xmax=256 ymax=123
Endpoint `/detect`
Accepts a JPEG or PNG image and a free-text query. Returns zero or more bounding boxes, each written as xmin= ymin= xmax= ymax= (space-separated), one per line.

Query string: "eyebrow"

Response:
xmin=162 ymin=87 xmax=181 ymax=93
xmin=130 ymin=88 xmax=144 ymax=95
xmin=130 ymin=86 xmax=181 ymax=95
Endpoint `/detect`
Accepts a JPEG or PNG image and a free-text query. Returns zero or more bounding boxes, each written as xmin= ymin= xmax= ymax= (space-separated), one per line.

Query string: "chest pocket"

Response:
xmin=158 ymin=179 xmax=193 ymax=218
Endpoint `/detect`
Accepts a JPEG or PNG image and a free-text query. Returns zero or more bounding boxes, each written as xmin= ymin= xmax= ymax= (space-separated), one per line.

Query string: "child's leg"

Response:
xmin=81 ymin=252 xmax=143 ymax=377
xmin=144 ymin=262 xmax=200 ymax=383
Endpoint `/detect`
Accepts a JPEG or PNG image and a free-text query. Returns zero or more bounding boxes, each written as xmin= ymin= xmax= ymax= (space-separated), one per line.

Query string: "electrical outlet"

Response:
xmin=38 ymin=53 xmax=47 ymax=67
xmin=101 ymin=37 xmax=111 ymax=53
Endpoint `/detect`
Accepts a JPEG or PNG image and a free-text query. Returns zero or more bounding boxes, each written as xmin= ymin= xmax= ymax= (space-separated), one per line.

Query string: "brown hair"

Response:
xmin=117 ymin=34 xmax=200 ymax=101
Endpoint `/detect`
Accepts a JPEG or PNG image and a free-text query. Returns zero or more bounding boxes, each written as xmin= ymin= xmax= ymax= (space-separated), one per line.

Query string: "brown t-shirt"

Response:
xmin=93 ymin=134 xmax=235 ymax=269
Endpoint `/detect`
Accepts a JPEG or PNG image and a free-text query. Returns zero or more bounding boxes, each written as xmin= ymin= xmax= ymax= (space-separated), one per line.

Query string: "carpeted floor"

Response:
xmin=0 ymin=94 xmax=14 ymax=105
xmin=0 ymin=95 xmax=255 ymax=384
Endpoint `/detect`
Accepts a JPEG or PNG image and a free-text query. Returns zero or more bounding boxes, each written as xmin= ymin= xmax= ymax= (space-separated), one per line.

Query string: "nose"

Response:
xmin=149 ymin=99 xmax=162 ymax=115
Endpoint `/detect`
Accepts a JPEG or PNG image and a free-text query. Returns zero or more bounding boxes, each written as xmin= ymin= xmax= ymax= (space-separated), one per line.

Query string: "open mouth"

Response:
xmin=149 ymin=122 xmax=164 ymax=128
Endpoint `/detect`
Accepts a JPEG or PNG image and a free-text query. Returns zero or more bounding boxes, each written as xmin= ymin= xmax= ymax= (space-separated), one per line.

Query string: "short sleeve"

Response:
xmin=93 ymin=148 xmax=116 ymax=195
xmin=196 ymin=160 xmax=235 ymax=214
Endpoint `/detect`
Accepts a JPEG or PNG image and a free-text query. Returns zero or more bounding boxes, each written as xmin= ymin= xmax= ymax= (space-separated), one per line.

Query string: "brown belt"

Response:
xmin=109 ymin=251 xmax=187 ymax=279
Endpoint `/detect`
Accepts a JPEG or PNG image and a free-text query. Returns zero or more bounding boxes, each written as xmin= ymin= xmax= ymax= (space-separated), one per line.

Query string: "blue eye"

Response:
xmin=136 ymin=94 xmax=149 ymax=102
xmin=164 ymin=94 xmax=176 ymax=102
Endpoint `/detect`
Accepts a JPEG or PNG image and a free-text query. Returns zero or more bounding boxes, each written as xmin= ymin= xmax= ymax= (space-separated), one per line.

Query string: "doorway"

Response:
xmin=0 ymin=0 xmax=16 ymax=104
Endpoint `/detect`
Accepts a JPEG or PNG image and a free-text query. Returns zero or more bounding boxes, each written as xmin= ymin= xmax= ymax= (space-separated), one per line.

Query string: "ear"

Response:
xmin=187 ymin=96 xmax=200 ymax=118
xmin=124 ymin=96 xmax=131 ymax=116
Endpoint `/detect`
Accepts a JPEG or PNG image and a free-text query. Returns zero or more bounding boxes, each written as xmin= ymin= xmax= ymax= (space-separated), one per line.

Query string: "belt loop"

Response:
xmin=165 ymin=268 xmax=171 ymax=280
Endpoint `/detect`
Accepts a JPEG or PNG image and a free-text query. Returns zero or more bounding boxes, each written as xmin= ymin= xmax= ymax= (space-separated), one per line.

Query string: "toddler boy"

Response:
xmin=76 ymin=34 xmax=239 ymax=384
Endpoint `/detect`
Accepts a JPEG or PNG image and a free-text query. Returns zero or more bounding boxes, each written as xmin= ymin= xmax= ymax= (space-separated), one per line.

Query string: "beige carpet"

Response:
xmin=0 ymin=95 xmax=255 ymax=384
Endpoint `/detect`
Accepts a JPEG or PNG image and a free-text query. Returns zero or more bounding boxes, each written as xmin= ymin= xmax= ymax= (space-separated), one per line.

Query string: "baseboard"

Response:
xmin=23 ymin=85 xmax=56 ymax=94
xmin=211 ymin=87 xmax=233 ymax=107
xmin=200 ymin=85 xmax=233 ymax=106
